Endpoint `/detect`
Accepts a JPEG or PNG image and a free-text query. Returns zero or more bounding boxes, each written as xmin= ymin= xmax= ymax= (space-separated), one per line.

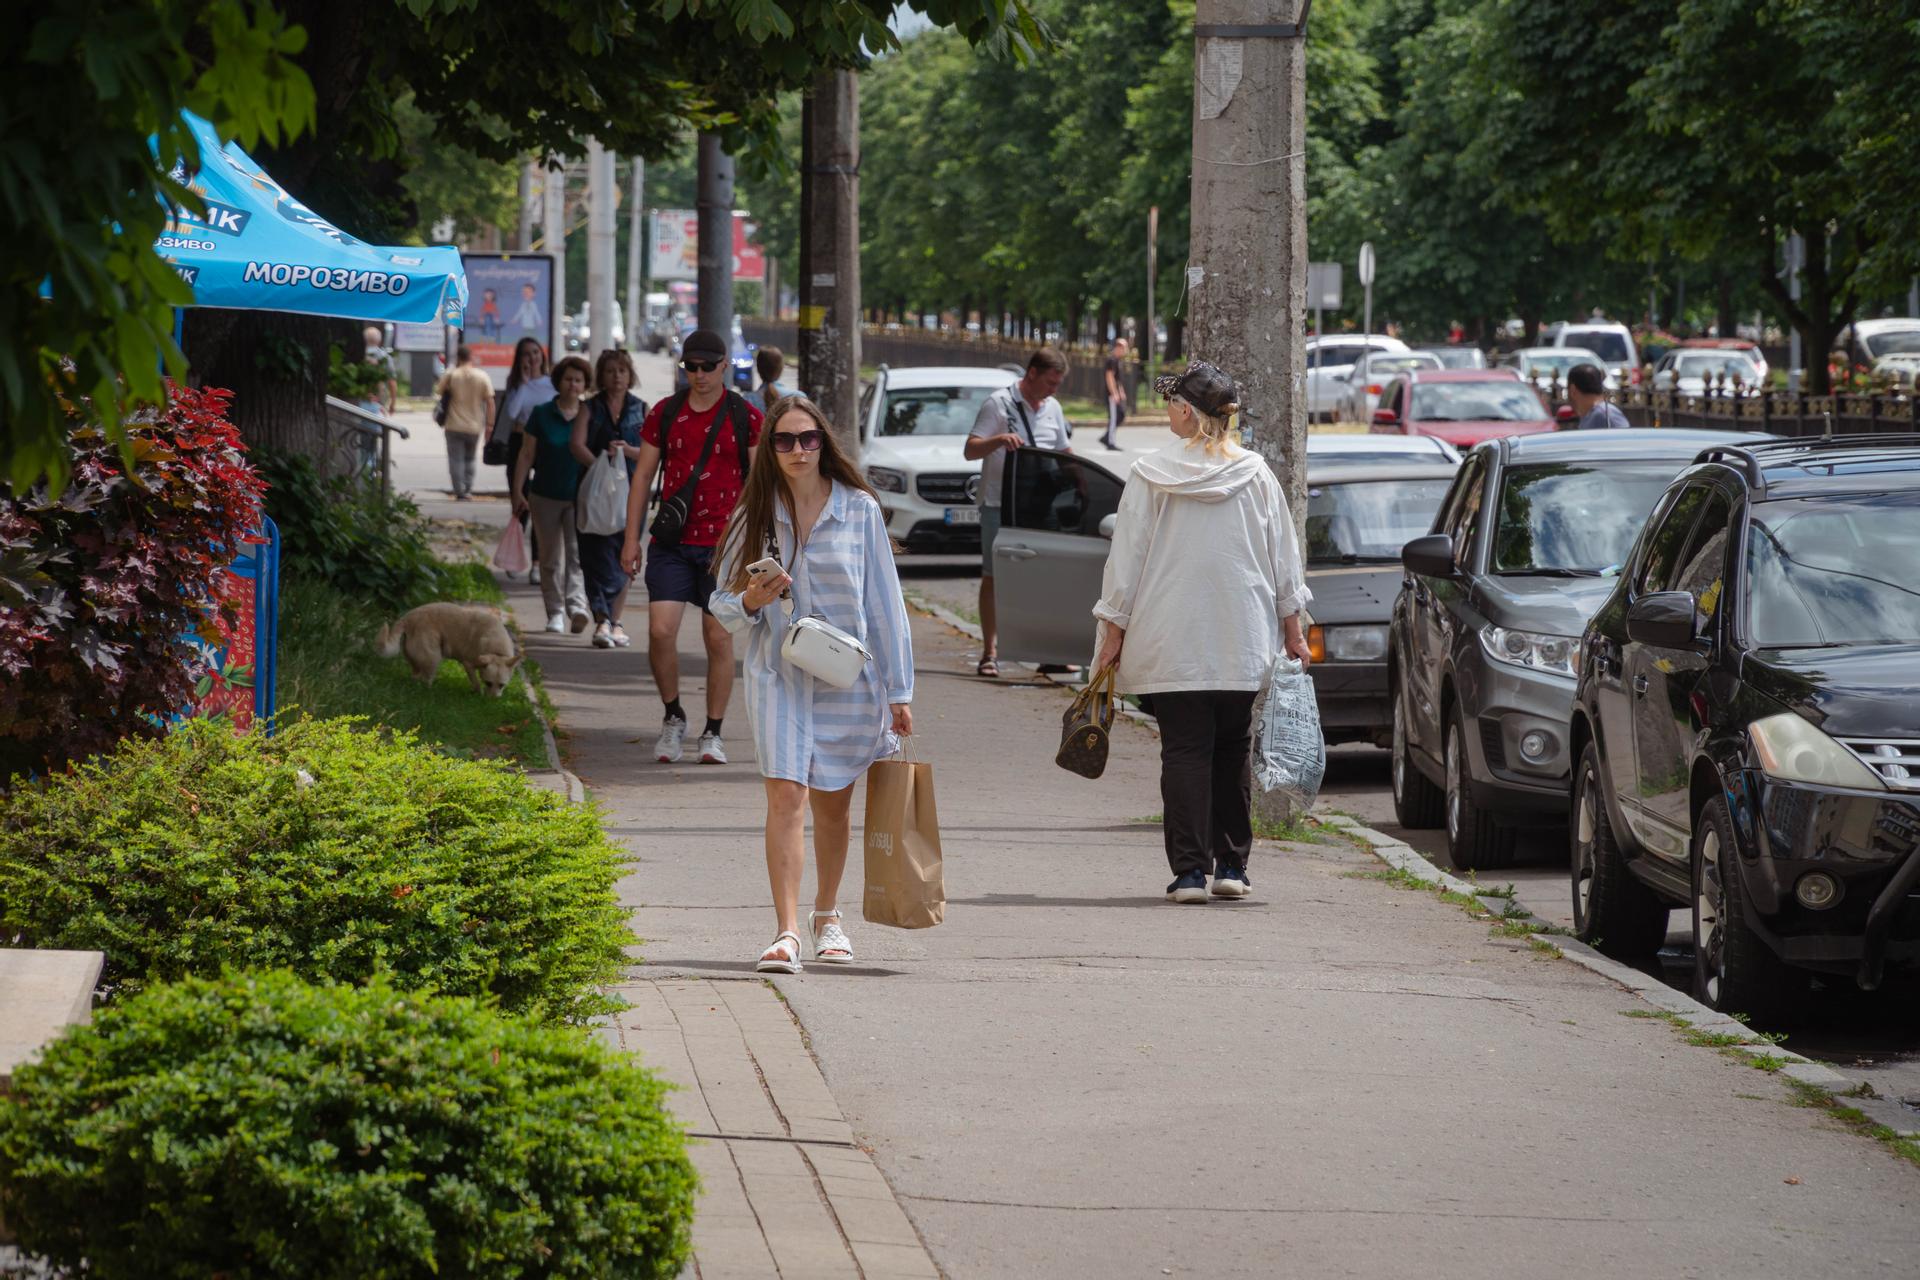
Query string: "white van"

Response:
xmin=1543 ymin=320 xmax=1639 ymax=383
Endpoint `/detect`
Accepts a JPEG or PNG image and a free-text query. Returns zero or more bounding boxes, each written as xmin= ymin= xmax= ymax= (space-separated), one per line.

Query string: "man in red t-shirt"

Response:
xmin=619 ymin=329 xmax=763 ymax=765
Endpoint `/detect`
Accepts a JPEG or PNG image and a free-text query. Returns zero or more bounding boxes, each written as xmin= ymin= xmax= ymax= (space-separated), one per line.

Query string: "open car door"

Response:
xmin=991 ymin=448 xmax=1127 ymax=666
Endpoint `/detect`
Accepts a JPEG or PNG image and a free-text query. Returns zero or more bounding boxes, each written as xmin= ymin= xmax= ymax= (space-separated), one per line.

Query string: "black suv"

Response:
xmin=1569 ymin=436 xmax=1920 ymax=1020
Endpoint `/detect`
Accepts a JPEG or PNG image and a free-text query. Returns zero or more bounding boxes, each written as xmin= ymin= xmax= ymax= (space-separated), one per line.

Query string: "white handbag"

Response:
xmin=772 ymin=532 xmax=872 ymax=689
xmin=576 ymin=451 xmax=630 ymax=536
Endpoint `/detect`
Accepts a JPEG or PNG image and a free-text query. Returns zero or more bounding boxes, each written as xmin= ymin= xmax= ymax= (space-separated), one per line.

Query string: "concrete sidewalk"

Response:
xmin=489 ymin=560 xmax=1920 ymax=1279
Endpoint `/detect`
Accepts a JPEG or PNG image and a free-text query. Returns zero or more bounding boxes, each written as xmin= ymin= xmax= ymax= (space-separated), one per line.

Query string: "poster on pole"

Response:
xmin=1307 ymin=263 xmax=1343 ymax=311
xmin=459 ymin=252 xmax=555 ymax=387
xmin=650 ymin=210 xmax=765 ymax=282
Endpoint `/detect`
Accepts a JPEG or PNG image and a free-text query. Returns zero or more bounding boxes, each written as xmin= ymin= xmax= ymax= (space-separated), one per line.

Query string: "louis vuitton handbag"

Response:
xmin=1055 ymin=665 xmax=1117 ymax=779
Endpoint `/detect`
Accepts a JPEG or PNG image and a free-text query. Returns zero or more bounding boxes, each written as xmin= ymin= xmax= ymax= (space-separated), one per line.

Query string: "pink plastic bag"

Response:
xmin=492 ymin=517 xmax=530 ymax=575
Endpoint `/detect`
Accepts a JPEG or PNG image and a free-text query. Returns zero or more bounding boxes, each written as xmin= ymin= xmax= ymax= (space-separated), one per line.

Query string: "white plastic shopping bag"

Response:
xmin=1253 ymin=654 xmax=1326 ymax=810
xmin=492 ymin=517 xmax=531 ymax=575
xmin=576 ymin=452 xmax=631 ymax=536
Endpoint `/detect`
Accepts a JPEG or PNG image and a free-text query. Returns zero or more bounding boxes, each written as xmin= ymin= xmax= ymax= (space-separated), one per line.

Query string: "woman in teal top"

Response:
xmin=511 ymin=355 xmax=593 ymax=634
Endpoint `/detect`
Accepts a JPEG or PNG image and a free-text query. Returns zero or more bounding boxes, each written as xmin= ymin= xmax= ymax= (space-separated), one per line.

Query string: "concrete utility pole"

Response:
xmin=626 ymin=158 xmax=645 ymax=343
xmin=517 ymin=161 xmax=537 ymax=251
xmin=543 ymin=161 xmax=567 ymax=355
xmin=1186 ymin=0 xmax=1310 ymax=820
xmin=696 ymin=131 xmax=735 ymax=337
xmin=798 ymin=69 xmax=862 ymax=446
xmin=586 ymin=140 xmax=616 ymax=355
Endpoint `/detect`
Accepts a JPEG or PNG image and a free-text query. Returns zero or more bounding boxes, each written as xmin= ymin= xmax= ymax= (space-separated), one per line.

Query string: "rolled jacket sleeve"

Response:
xmin=861 ymin=504 xmax=915 ymax=703
xmin=1091 ymin=476 xmax=1156 ymax=629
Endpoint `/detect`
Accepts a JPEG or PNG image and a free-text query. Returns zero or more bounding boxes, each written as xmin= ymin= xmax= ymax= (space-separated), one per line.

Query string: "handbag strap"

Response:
xmin=1068 ymin=664 xmax=1116 ymax=720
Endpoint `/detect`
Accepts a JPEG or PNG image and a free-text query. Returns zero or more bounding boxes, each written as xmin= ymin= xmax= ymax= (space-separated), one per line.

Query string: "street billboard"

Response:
xmin=649 ymin=210 xmax=765 ymax=282
xmin=1308 ymin=262 xmax=1343 ymax=310
xmin=459 ymin=252 xmax=556 ymax=388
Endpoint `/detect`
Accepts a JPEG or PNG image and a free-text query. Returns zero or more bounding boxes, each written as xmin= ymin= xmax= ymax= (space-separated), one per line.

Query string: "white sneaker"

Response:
xmin=545 ymin=612 xmax=566 ymax=633
xmin=698 ymin=732 xmax=727 ymax=764
xmin=591 ymin=620 xmax=612 ymax=649
xmin=529 ymin=565 xmax=540 ymax=585
xmin=568 ymin=609 xmax=592 ymax=635
xmin=655 ymin=716 xmax=687 ymax=763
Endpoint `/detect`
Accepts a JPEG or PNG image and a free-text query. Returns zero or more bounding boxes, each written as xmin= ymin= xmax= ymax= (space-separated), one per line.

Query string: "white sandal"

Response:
xmin=810 ymin=909 xmax=854 ymax=965
xmin=756 ymin=931 xmax=804 ymax=974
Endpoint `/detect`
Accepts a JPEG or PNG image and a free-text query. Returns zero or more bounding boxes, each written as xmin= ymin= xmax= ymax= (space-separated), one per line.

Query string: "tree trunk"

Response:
xmin=1166 ymin=316 xmax=1186 ymax=363
xmin=1715 ymin=273 xmax=1736 ymax=340
xmin=185 ymin=309 xmax=348 ymax=466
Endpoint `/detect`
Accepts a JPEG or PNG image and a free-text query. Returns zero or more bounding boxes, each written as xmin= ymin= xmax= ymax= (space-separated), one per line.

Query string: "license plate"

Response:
xmin=944 ymin=507 xmax=981 ymax=526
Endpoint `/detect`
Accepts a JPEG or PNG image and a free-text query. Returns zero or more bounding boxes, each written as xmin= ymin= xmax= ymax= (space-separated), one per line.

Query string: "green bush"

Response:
xmin=0 ymin=717 xmax=633 ymax=1023
xmin=0 ymin=970 xmax=695 ymax=1279
xmin=258 ymin=448 xmax=449 ymax=606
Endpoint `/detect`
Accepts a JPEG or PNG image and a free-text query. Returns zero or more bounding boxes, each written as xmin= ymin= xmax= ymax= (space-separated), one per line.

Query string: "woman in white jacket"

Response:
xmin=1091 ymin=360 xmax=1312 ymax=903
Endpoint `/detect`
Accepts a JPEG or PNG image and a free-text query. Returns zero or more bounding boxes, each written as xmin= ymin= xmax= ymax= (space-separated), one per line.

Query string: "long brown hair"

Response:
xmin=718 ymin=395 xmax=881 ymax=592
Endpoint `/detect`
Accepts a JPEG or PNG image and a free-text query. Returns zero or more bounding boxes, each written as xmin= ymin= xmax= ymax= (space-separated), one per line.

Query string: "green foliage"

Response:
xmin=4 ymin=1 xmax=314 ymax=492
xmin=258 ymin=449 xmax=450 ymax=605
xmin=0 ymin=969 xmax=694 ymax=1279
xmin=395 ymin=92 xmax=521 ymax=246
xmin=0 ymin=717 xmax=636 ymax=1023
xmin=324 ymin=343 xmax=390 ymax=402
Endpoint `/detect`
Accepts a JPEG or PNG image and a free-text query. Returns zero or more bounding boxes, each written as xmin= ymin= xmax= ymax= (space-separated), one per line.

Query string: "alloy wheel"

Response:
xmin=1574 ymin=764 xmax=1598 ymax=927
xmin=1695 ymin=828 xmax=1727 ymax=1007
xmin=1445 ymin=726 xmax=1462 ymax=842
xmin=1391 ymin=684 xmax=1407 ymax=805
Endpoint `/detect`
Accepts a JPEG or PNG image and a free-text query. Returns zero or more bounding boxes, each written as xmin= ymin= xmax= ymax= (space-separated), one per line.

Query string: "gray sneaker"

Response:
xmin=698 ymin=732 xmax=727 ymax=764
xmin=654 ymin=715 xmax=687 ymax=763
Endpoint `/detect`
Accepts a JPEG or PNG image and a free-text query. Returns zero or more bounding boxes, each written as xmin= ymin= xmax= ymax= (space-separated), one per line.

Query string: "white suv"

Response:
xmin=1306 ymin=334 xmax=1410 ymax=421
xmin=858 ymin=365 xmax=1020 ymax=553
xmin=1543 ymin=320 xmax=1639 ymax=384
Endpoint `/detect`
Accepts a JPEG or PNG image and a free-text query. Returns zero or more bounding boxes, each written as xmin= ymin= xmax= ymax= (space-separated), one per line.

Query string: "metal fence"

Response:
xmin=1612 ymin=385 xmax=1920 ymax=436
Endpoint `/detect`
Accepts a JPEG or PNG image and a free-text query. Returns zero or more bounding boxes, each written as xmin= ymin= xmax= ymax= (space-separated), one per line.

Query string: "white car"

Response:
xmin=857 ymin=365 xmax=1020 ymax=553
xmin=1651 ymin=349 xmax=1764 ymax=395
xmin=1506 ymin=346 xmax=1612 ymax=390
xmin=1338 ymin=351 xmax=1443 ymax=423
xmin=1839 ymin=318 xmax=1920 ymax=364
xmin=1307 ymin=334 xmax=1410 ymax=421
xmin=1543 ymin=320 xmax=1639 ymax=384
xmin=1873 ymin=352 xmax=1920 ymax=390
xmin=1306 ymin=432 xmax=1461 ymax=464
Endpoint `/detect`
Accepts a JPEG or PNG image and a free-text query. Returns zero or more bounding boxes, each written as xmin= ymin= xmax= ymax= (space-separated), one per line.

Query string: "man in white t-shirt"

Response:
xmin=964 ymin=346 xmax=1072 ymax=677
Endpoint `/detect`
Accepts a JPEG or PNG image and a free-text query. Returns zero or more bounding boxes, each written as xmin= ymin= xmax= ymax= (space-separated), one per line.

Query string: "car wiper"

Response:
xmin=1310 ymin=554 xmax=1402 ymax=566
xmin=1492 ymin=567 xmax=1603 ymax=577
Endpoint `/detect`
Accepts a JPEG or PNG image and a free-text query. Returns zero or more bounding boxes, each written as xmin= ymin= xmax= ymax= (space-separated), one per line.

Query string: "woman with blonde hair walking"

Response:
xmin=1091 ymin=360 xmax=1312 ymax=903
xmin=710 ymin=396 xmax=915 ymax=973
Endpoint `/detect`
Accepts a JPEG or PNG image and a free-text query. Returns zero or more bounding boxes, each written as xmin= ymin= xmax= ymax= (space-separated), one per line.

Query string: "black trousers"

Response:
xmin=1152 ymin=690 xmax=1257 ymax=878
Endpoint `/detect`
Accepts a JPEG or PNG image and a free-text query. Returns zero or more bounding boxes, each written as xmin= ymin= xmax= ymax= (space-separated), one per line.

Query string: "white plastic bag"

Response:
xmin=492 ymin=517 xmax=530 ymax=574
xmin=576 ymin=452 xmax=631 ymax=536
xmin=1253 ymin=654 xmax=1325 ymax=810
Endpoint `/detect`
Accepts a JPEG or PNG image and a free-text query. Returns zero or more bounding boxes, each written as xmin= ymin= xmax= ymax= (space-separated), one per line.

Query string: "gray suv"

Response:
xmin=1388 ymin=429 xmax=1771 ymax=868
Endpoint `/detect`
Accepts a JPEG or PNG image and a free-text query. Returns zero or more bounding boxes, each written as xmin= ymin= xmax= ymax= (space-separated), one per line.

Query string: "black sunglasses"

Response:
xmin=680 ymin=358 xmax=721 ymax=373
xmin=770 ymin=429 xmax=826 ymax=454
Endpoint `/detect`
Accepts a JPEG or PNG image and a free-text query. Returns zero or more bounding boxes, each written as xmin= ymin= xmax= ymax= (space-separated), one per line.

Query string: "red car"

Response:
xmin=1368 ymin=369 xmax=1559 ymax=449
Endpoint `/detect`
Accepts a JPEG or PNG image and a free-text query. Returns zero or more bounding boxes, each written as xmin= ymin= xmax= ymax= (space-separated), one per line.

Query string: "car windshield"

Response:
xmin=1410 ymin=382 xmax=1546 ymax=423
xmin=1424 ymin=349 xmax=1482 ymax=369
xmin=880 ymin=385 xmax=1002 ymax=436
xmin=1745 ymin=493 xmax=1920 ymax=646
xmin=1564 ymin=331 xmax=1631 ymax=363
xmin=1865 ymin=330 xmax=1920 ymax=358
xmin=1673 ymin=353 xmax=1754 ymax=378
xmin=1313 ymin=446 xmax=1448 ymax=463
xmin=1305 ymin=479 xmax=1454 ymax=563
xmin=1489 ymin=463 xmax=1677 ymax=573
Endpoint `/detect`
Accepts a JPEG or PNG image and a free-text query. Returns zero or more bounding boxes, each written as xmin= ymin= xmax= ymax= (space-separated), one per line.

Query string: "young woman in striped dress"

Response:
xmin=711 ymin=396 xmax=915 ymax=974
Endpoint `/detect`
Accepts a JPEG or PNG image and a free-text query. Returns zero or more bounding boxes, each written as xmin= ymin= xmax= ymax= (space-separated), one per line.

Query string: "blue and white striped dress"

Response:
xmin=710 ymin=483 xmax=915 ymax=790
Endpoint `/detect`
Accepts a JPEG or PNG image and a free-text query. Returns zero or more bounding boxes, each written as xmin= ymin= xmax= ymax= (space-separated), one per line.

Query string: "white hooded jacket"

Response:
xmin=1092 ymin=439 xmax=1311 ymax=695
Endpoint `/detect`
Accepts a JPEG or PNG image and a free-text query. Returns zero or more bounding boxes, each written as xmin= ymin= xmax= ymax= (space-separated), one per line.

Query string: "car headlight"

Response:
xmin=1479 ymin=625 xmax=1580 ymax=677
xmin=1748 ymin=712 xmax=1885 ymax=790
xmin=1324 ymin=624 xmax=1388 ymax=661
xmin=867 ymin=466 xmax=907 ymax=494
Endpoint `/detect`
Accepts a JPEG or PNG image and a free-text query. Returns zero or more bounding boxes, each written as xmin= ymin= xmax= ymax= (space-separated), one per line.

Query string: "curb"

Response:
xmin=520 ymin=668 xmax=585 ymax=805
xmin=1312 ymin=810 xmax=1918 ymax=1137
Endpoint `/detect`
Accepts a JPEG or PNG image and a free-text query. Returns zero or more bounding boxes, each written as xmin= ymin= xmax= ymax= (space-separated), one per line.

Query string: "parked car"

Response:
xmin=1543 ymin=320 xmax=1640 ymax=385
xmin=1369 ymin=369 xmax=1558 ymax=451
xmin=640 ymin=292 xmax=674 ymax=353
xmin=1307 ymin=432 xmax=1461 ymax=465
xmin=1650 ymin=348 xmax=1764 ymax=395
xmin=1415 ymin=346 xmax=1488 ymax=370
xmin=568 ymin=300 xmax=626 ymax=351
xmin=1671 ymin=337 xmax=1768 ymax=384
xmin=1389 ymin=429 xmax=1773 ymax=869
xmin=1339 ymin=352 xmax=1444 ymax=423
xmin=858 ymin=365 xmax=1020 ymax=554
xmin=1505 ymin=346 xmax=1613 ymax=391
xmin=1873 ymin=352 xmax=1920 ymax=389
xmin=1569 ymin=434 xmax=1920 ymax=1020
xmin=1836 ymin=318 xmax=1920 ymax=366
xmin=1307 ymin=334 xmax=1410 ymax=422
xmin=1303 ymin=464 xmax=1459 ymax=747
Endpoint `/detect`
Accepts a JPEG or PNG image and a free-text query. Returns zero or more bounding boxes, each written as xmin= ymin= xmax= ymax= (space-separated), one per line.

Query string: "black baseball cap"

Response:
xmin=682 ymin=329 xmax=727 ymax=361
xmin=1153 ymin=360 xmax=1239 ymax=416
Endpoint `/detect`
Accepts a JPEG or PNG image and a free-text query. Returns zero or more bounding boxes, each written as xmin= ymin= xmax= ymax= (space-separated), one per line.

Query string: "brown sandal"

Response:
xmin=977 ymin=657 xmax=1000 ymax=678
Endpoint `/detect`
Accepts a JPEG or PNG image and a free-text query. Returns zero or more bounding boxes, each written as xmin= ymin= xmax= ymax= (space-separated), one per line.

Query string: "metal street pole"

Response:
xmin=696 ymin=131 xmax=735 ymax=337
xmin=517 ymin=161 xmax=536 ymax=251
xmin=1187 ymin=0 xmax=1309 ymax=822
xmin=1787 ymin=232 xmax=1804 ymax=395
xmin=1146 ymin=205 xmax=1158 ymax=380
xmin=625 ymin=158 xmax=645 ymax=348
xmin=542 ymin=161 xmax=567 ymax=358
xmin=586 ymin=140 xmax=615 ymax=355
xmin=1359 ymin=241 xmax=1375 ymax=412
xmin=798 ymin=69 xmax=862 ymax=447
xmin=1909 ymin=276 xmax=1918 ymax=319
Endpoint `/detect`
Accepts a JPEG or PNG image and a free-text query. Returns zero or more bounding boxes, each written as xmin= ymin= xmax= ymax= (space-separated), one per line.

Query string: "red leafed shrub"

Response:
xmin=0 ymin=383 xmax=263 ymax=780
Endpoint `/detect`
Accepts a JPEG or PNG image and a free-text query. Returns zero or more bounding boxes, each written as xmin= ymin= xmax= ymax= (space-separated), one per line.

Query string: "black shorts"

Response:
xmin=644 ymin=541 xmax=718 ymax=612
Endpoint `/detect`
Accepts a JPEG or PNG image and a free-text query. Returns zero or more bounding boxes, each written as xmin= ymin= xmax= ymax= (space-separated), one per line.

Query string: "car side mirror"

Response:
xmin=1371 ymin=408 xmax=1399 ymax=427
xmin=1402 ymin=533 xmax=1456 ymax=578
xmin=1098 ymin=513 xmax=1118 ymax=540
xmin=1626 ymin=591 xmax=1698 ymax=648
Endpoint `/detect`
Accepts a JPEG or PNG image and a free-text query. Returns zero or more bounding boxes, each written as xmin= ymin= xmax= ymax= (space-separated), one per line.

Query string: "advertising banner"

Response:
xmin=649 ymin=210 xmax=765 ymax=282
xmin=460 ymin=253 xmax=556 ymax=387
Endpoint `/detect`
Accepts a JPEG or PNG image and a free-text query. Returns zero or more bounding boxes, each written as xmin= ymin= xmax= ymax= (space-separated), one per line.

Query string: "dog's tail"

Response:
xmin=375 ymin=621 xmax=402 ymax=658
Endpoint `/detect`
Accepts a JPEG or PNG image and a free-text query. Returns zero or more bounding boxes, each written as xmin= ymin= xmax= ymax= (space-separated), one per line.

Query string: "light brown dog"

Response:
xmin=376 ymin=602 xmax=523 ymax=697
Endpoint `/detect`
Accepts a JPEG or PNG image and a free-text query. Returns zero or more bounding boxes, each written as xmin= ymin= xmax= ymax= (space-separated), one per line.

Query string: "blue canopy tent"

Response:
xmin=155 ymin=112 xmax=469 ymax=730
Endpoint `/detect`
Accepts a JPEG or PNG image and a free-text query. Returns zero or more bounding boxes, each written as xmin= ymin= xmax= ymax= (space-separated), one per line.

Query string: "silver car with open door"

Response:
xmin=991 ymin=448 xmax=1129 ymax=667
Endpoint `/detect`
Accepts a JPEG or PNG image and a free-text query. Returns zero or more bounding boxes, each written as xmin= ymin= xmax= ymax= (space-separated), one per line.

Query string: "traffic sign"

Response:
xmin=1357 ymin=241 xmax=1376 ymax=287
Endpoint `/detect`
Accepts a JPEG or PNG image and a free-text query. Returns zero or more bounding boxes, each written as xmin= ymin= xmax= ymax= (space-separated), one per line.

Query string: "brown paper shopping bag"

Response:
xmin=862 ymin=756 xmax=945 ymax=929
